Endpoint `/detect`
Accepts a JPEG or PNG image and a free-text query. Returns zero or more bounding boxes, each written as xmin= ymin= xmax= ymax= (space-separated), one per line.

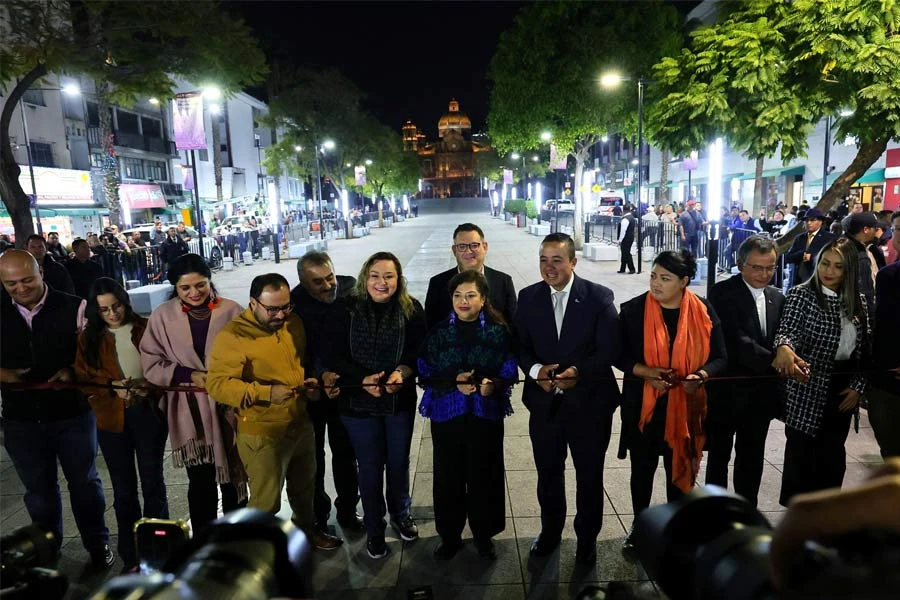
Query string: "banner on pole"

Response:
xmin=173 ymin=92 xmax=206 ymax=150
xmin=550 ymin=144 xmax=568 ymax=170
xmin=355 ymin=165 xmax=367 ymax=186
xmin=503 ymin=169 xmax=514 ymax=184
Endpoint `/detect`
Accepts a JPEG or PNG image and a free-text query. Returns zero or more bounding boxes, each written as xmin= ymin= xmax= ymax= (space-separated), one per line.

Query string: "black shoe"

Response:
xmin=575 ymin=538 xmax=597 ymax=566
xmin=433 ymin=538 xmax=462 ymax=560
xmin=474 ymin=537 xmax=496 ymax=560
xmin=529 ymin=534 xmax=560 ymax=558
xmin=628 ymin=270 xmax=636 ymax=275
xmin=616 ymin=270 xmax=626 ymax=274
xmin=390 ymin=515 xmax=419 ymax=541
xmin=366 ymin=536 xmax=388 ymax=559
xmin=337 ymin=511 xmax=365 ymax=532
xmin=90 ymin=545 xmax=115 ymax=570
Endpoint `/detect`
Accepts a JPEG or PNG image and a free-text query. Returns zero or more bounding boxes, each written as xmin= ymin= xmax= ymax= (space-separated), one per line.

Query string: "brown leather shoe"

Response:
xmin=310 ymin=529 xmax=344 ymax=551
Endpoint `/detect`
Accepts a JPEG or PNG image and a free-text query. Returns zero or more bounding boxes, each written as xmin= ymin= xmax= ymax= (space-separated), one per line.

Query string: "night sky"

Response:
xmin=234 ymin=1 xmax=700 ymax=138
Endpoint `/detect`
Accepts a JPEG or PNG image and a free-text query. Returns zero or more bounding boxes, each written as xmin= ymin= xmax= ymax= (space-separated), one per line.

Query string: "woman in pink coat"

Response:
xmin=140 ymin=254 xmax=247 ymax=532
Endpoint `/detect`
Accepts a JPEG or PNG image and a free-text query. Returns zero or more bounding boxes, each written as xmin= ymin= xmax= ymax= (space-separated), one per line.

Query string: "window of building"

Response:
xmin=90 ymin=153 xmax=105 ymax=168
xmin=141 ymin=116 xmax=162 ymax=138
xmin=122 ymin=156 xmax=144 ymax=179
xmin=30 ymin=142 xmax=54 ymax=167
xmin=22 ymin=89 xmax=46 ymax=106
xmin=116 ymin=110 xmax=140 ymax=134
xmin=198 ymin=149 xmax=209 ymax=162
xmin=146 ymin=160 xmax=167 ymax=181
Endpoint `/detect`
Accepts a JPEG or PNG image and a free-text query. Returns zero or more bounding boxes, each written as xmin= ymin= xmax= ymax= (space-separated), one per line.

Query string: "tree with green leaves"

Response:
xmin=1 ymin=0 xmax=266 ymax=243
xmin=647 ymin=0 xmax=900 ymax=248
xmin=488 ymin=0 xmax=684 ymax=248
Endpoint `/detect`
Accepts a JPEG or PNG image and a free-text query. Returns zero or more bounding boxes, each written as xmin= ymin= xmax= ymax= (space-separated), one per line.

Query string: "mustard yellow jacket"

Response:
xmin=207 ymin=308 xmax=310 ymax=436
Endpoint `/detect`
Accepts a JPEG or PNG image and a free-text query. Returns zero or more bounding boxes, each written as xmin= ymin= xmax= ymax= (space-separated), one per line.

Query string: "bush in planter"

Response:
xmin=504 ymin=199 xmax=527 ymax=215
xmin=526 ymin=200 xmax=538 ymax=219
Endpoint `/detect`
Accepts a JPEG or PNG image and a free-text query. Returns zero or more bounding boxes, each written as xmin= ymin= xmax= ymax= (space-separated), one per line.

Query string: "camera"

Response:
xmin=1 ymin=524 xmax=68 ymax=600
xmin=632 ymin=485 xmax=900 ymax=600
xmin=90 ymin=508 xmax=313 ymax=600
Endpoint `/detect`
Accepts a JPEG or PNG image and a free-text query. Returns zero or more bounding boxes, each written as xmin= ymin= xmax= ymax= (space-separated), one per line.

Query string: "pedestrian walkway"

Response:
xmin=0 ymin=198 xmax=882 ymax=599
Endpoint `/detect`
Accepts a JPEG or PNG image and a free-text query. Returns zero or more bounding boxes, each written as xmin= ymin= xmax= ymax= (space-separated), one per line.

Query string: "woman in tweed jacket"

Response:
xmin=772 ymin=237 xmax=871 ymax=506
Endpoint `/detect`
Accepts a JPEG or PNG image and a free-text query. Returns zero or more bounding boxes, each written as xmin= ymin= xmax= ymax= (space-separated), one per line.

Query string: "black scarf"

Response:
xmin=349 ymin=297 xmax=404 ymax=414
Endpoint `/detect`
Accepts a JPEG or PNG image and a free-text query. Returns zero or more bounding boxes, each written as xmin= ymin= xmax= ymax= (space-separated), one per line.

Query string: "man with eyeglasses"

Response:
xmin=207 ymin=273 xmax=343 ymax=551
xmin=706 ymin=235 xmax=786 ymax=507
xmin=424 ymin=223 xmax=517 ymax=328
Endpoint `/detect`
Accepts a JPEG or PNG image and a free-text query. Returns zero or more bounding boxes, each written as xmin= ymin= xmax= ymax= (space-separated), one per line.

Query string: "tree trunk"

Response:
xmin=775 ymin=138 xmax=889 ymax=253
xmin=0 ymin=64 xmax=47 ymax=245
xmin=659 ymin=149 xmax=669 ymax=204
xmin=211 ymin=108 xmax=223 ymax=203
xmin=753 ymin=155 xmax=764 ymax=214
xmin=97 ymin=83 xmax=121 ymax=228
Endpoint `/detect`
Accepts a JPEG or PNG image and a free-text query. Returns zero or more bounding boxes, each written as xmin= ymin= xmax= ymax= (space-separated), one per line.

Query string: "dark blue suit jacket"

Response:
xmin=515 ymin=274 xmax=621 ymax=413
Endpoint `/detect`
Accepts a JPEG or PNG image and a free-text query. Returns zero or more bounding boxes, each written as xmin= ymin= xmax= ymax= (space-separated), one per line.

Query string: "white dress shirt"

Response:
xmin=529 ymin=275 xmax=575 ymax=381
xmin=822 ymin=287 xmax=858 ymax=360
xmin=743 ymin=280 xmax=768 ymax=337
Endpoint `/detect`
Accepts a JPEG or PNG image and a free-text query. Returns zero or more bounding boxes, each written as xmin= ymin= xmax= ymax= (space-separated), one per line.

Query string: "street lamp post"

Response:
xmin=314 ymin=140 xmax=335 ymax=241
xmin=600 ymin=73 xmax=649 ymax=273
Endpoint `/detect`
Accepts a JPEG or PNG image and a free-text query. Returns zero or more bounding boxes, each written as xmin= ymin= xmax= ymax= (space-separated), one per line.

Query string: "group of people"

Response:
xmin=1 ymin=212 xmax=897 ymax=576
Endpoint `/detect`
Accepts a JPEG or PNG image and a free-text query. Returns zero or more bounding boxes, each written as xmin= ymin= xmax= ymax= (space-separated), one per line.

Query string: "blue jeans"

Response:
xmin=97 ymin=402 xmax=169 ymax=567
xmin=3 ymin=411 xmax=109 ymax=552
xmin=340 ymin=412 xmax=413 ymax=537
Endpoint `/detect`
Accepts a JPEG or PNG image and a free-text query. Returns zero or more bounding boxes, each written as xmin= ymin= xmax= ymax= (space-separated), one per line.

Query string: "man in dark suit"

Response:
xmin=515 ymin=233 xmax=621 ymax=566
xmin=616 ymin=204 xmax=636 ymax=274
xmin=290 ymin=251 xmax=362 ymax=532
xmin=784 ymin=208 xmax=835 ymax=287
xmin=706 ymin=235 xmax=785 ymax=507
xmin=25 ymin=234 xmax=75 ymax=295
xmin=424 ymin=223 xmax=517 ymax=329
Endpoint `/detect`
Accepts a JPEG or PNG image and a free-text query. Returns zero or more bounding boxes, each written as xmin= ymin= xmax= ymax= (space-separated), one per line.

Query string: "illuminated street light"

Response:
xmin=323 ymin=139 xmax=335 ymax=150
xmin=202 ymin=87 xmax=221 ymax=100
xmin=148 ymin=97 xmax=160 ymax=105
xmin=61 ymin=83 xmax=81 ymax=96
xmin=365 ymin=159 xmax=373 ymax=166
xmin=294 ymin=145 xmax=302 ymax=152
xmin=315 ymin=140 xmax=336 ymax=240
xmin=541 ymin=131 xmax=552 ymax=142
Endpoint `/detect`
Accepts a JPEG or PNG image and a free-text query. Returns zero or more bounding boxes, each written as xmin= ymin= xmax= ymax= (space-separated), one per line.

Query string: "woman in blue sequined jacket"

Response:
xmin=418 ymin=270 xmax=517 ymax=561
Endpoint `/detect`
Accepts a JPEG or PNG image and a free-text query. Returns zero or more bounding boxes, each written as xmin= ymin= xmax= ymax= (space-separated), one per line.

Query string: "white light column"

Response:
xmin=706 ymin=137 xmax=724 ymax=294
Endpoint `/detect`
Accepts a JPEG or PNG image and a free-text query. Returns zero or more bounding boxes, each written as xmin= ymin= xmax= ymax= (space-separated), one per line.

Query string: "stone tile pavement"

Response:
xmin=0 ymin=198 xmax=883 ymax=599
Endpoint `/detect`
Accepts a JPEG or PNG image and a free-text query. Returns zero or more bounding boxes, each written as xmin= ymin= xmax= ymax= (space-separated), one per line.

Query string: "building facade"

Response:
xmin=403 ymin=100 xmax=489 ymax=198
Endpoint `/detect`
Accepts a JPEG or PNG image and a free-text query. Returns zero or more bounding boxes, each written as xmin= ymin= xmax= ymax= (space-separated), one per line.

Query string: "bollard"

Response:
xmin=223 ymin=257 xmax=234 ymax=271
xmin=242 ymin=250 xmax=253 ymax=265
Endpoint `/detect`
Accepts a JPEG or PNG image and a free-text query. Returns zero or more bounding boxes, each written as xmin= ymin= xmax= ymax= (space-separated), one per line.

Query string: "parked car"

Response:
xmin=545 ymin=199 xmax=575 ymax=213
xmin=122 ymin=224 xmax=223 ymax=270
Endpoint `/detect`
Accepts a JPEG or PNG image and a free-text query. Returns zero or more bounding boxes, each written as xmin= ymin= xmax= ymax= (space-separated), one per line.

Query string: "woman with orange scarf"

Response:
xmin=616 ymin=249 xmax=727 ymax=550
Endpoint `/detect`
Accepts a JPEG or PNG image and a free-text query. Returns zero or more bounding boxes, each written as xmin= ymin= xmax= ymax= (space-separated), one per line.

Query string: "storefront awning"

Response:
xmin=737 ymin=166 xmax=806 ymax=180
xmin=807 ymin=167 xmax=885 ymax=189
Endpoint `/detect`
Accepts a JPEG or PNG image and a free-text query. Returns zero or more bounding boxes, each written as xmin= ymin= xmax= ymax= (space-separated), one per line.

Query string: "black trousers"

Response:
xmin=705 ymin=388 xmax=775 ymax=507
xmin=529 ymin=396 xmax=613 ymax=542
xmin=780 ymin=370 xmax=854 ymax=507
xmin=627 ymin=397 xmax=686 ymax=515
xmin=431 ymin=414 xmax=506 ymax=542
xmin=185 ymin=463 xmax=245 ymax=533
xmin=619 ymin=236 xmax=635 ymax=273
xmin=309 ymin=400 xmax=359 ymax=524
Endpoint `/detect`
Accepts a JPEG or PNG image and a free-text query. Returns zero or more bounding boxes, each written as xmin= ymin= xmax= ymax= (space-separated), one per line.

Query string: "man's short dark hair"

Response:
xmin=453 ymin=223 xmax=485 ymax=241
xmin=250 ymin=273 xmax=290 ymax=299
xmin=736 ymin=234 xmax=777 ymax=266
xmin=541 ymin=232 xmax=576 ymax=260
xmin=739 ymin=210 xmax=749 ymax=216
xmin=72 ymin=239 xmax=88 ymax=251
xmin=26 ymin=234 xmax=45 ymax=246
xmin=297 ymin=250 xmax=333 ymax=280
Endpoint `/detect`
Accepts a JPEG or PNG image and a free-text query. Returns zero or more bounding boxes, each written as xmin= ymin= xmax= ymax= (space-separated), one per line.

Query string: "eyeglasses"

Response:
xmin=255 ymin=301 xmax=294 ymax=316
xmin=744 ymin=264 xmax=777 ymax=274
xmin=454 ymin=242 xmax=482 ymax=253
xmin=98 ymin=302 xmax=124 ymax=315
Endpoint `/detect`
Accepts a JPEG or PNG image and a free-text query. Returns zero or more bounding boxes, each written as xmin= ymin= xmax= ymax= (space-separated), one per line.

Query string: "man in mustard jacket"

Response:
xmin=207 ymin=273 xmax=342 ymax=550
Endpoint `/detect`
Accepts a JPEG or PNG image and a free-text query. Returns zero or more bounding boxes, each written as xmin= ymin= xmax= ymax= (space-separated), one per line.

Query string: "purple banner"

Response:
xmin=503 ymin=169 xmax=513 ymax=184
xmin=173 ymin=92 xmax=206 ymax=150
xmin=183 ymin=166 xmax=194 ymax=191
xmin=355 ymin=165 xmax=367 ymax=186
xmin=683 ymin=151 xmax=699 ymax=171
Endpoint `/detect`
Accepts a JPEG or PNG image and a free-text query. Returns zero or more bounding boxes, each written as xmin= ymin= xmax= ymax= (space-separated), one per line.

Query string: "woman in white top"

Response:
xmin=771 ymin=237 xmax=870 ymax=506
xmin=75 ymin=278 xmax=168 ymax=572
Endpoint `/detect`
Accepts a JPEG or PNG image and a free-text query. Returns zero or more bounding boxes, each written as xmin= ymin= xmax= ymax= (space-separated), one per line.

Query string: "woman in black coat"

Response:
xmin=616 ymin=250 xmax=727 ymax=549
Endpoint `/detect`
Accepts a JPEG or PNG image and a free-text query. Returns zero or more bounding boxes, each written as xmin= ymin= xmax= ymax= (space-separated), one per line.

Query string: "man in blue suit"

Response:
xmin=515 ymin=233 xmax=621 ymax=567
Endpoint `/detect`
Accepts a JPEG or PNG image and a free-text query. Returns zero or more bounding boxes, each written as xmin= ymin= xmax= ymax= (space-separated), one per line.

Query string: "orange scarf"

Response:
xmin=641 ymin=289 xmax=712 ymax=493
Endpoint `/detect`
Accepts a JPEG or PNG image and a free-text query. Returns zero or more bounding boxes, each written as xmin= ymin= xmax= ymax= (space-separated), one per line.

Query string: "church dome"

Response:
xmin=438 ymin=99 xmax=471 ymax=137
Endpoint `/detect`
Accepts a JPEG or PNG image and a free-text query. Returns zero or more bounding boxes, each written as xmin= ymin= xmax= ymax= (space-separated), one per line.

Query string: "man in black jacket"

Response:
xmin=0 ymin=250 xmax=113 ymax=569
xmin=841 ymin=211 xmax=879 ymax=311
xmin=783 ymin=208 xmax=836 ymax=287
xmin=290 ymin=251 xmax=362 ymax=532
xmin=66 ymin=239 xmax=103 ymax=300
xmin=424 ymin=223 xmax=517 ymax=329
xmin=25 ymin=234 xmax=75 ymax=295
xmin=617 ymin=204 xmax=636 ymax=274
xmin=706 ymin=235 xmax=785 ymax=507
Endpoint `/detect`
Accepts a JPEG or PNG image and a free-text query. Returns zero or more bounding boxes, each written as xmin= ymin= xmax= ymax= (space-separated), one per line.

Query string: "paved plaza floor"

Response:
xmin=0 ymin=198 xmax=883 ymax=599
